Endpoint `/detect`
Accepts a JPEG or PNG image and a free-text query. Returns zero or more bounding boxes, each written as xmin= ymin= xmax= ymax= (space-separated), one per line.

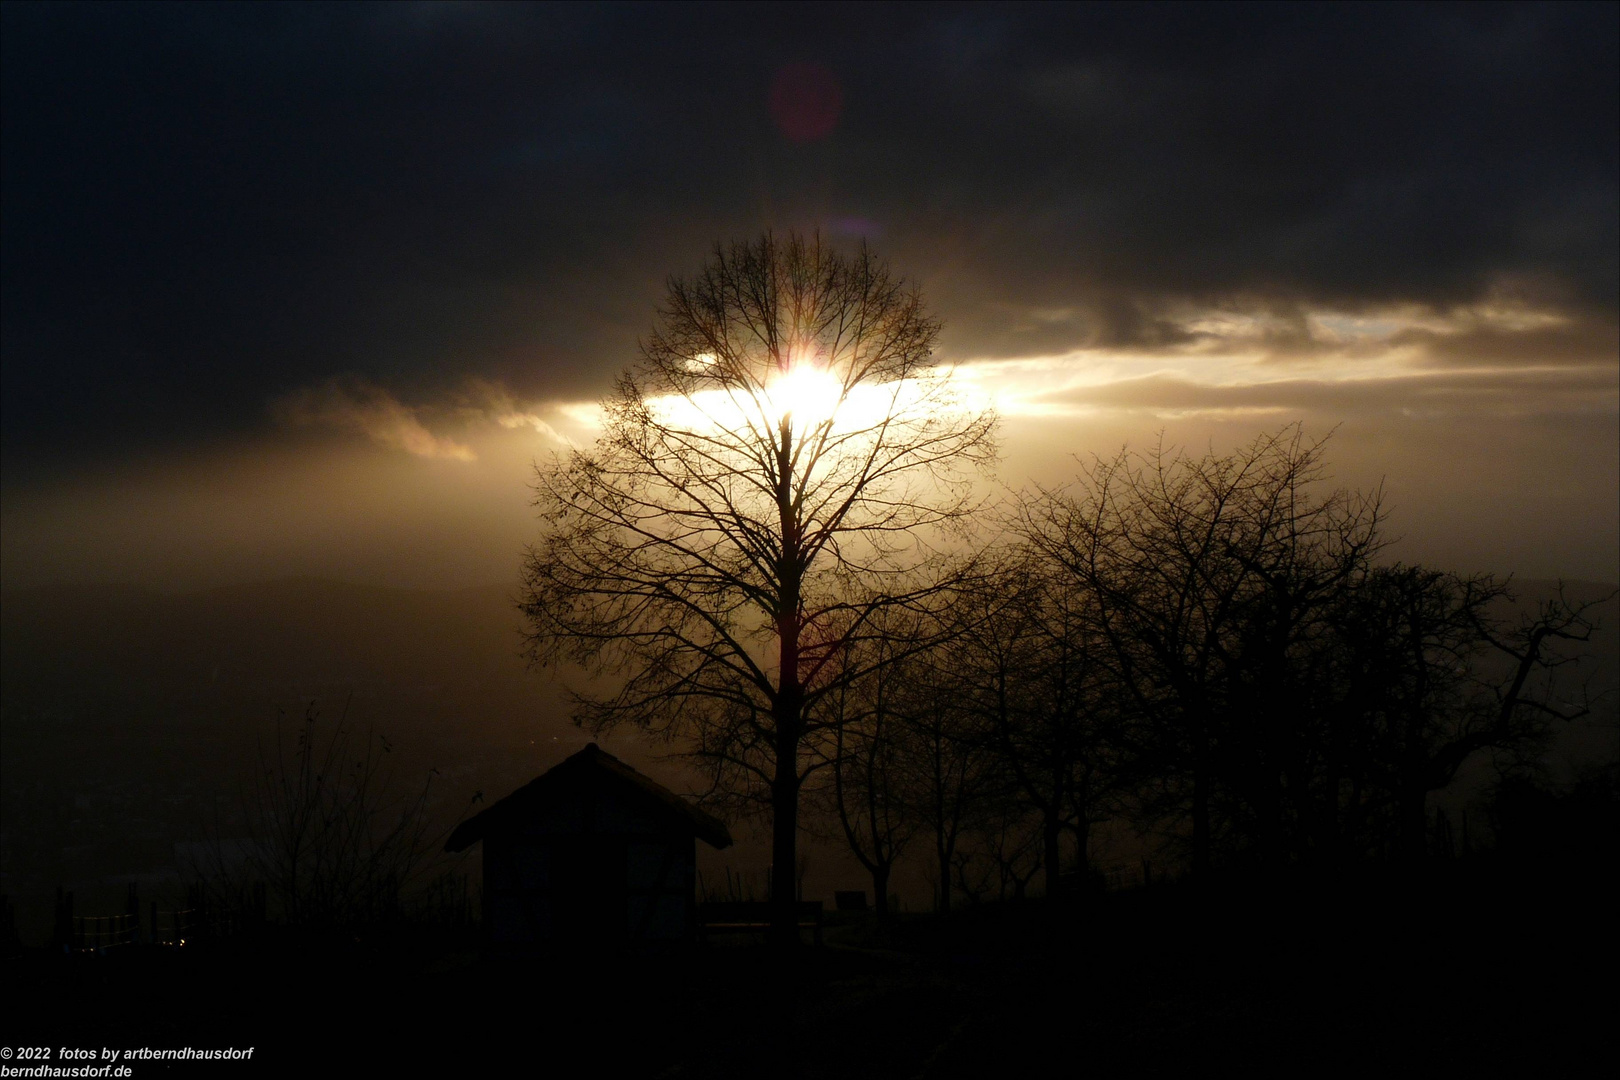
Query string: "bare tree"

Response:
xmin=196 ymin=702 xmax=447 ymax=934
xmin=1331 ymin=569 xmax=1609 ymax=865
xmin=519 ymin=233 xmax=997 ymax=943
xmin=953 ymin=794 xmax=1046 ymax=905
xmin=903 ymin=625 xmax=1006 ymax=912
xmin=1023 ymin=426 xmax=1608 ymax=875
xmin=949 ymin=555 xmax=1121 ymax=898
xmin=815 ymin=610 xmax=920 ymax=919
xmin=1022 ymin=426 xmax=1386 ymax=873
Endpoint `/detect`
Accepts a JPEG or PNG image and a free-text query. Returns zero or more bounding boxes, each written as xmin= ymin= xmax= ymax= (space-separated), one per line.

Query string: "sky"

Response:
xmin=3 ymin=1 xmax=1616 ymax=591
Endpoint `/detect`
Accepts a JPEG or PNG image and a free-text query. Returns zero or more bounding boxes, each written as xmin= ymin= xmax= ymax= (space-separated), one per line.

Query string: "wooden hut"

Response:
xmin=444 ymin=744 xmax=731 ymax=948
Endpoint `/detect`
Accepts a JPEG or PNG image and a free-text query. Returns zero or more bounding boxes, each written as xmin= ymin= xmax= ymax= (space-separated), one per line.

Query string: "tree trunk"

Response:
xmin=770 ymin=419 xmax=803 ymax=949
xmin=769 ymin=718 xmax=801 ymax=949
xmin=872 ymin=863 xmax=891 ymax=919
xmin=1043 ymin=809 xmax=1062 ymax=900
xmin=1192 ymin=751 xmax=1205 ymax=880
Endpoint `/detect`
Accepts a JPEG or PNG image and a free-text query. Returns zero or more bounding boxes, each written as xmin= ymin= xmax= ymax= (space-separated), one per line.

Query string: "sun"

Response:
xmin=761 ymin=362 xmax=846 ymax=431
xmin=650 ymin=353 xmax=856 ymax=439
xmin=647 ymin=347 xmax=976 ymax=448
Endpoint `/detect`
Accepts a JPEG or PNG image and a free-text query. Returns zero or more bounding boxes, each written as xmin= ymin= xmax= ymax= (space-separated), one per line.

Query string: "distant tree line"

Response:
xmin=804 ymin=429 xmax=1608 ymax=911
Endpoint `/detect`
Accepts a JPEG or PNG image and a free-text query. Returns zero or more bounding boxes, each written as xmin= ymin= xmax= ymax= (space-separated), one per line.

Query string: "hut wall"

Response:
xmin=482 ymin=782 xmax=698 ymax=945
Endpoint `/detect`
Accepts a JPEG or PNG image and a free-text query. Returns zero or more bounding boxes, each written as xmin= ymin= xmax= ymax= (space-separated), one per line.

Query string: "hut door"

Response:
xmin=550 ymin=835 xmax=627 ymax=941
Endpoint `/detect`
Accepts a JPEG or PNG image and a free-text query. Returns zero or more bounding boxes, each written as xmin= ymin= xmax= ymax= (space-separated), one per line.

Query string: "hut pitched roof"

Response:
xmin=444 ymin=743 xmax=732 ymax=852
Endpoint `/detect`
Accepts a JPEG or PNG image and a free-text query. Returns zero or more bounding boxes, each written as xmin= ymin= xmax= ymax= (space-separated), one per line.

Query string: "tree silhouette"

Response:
xmin=519 ymin=233 xmax=996 ymax=943
xmin=900 ymin=632 xmax=1000 ymax=913
xmin=816 ymin=607 xmax=922 ymax=919
xmin=1022 ymin=427 xmax=1609 ymax=873
xmin=195 ymin=702 xmax=444 ymax=934
xmin=1022 ymin=427 xmax=1386 ymax=873
xmin=1330 ymin=568 xmax=1608 ymax=865
xmin=950 ymin=556 xmax=1120 ymax=898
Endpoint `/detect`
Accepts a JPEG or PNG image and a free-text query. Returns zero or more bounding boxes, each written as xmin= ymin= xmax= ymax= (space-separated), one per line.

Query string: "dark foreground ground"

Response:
xmin=4 ymin=858 xmax=1614 ymax=1077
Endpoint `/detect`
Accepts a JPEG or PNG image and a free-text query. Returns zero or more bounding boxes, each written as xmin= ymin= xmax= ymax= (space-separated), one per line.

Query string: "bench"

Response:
xmin=698 ymin=900 xmax=823 ymax=947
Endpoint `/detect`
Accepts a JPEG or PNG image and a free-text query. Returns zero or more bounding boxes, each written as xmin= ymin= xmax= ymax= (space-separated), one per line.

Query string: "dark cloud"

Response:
xmin=3 ymin=2 xmax=1616 ymax=478
xmin=1398 ymin=321 xmax=1620 ymax=368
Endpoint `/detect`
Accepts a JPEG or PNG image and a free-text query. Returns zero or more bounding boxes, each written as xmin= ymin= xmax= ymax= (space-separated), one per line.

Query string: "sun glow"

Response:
xmin=761 ymin=362 xmax=846 ymax=429
xmin=647 ymin=359 xmax=973 ymax=445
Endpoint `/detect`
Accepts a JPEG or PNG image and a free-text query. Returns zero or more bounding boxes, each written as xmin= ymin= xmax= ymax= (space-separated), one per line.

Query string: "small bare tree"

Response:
xmin=903 ymin=636 xmax=1004 ymax=913
xmin=520 ymin=233 xmax=997 ymax=943
xmin=221 ymin=703 xmax=444 ymax=933
xmin=948 ymin=554 xmax=1121 ymax=898
xmin=815 ymin=608 xmax=925 ymax=919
